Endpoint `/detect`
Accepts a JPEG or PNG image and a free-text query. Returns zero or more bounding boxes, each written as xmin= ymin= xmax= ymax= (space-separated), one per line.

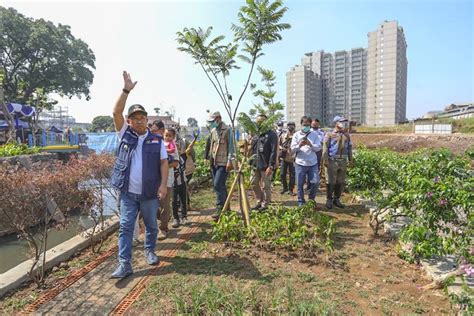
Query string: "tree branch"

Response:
xmin=233 ymin=53 xmax=257 ymax=124
xmin=196 ymin=60 xmax=231 ymax=119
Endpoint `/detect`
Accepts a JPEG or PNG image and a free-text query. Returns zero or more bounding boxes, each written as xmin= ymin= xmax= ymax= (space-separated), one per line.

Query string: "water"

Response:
xmin=0 ymin=186 xmax=118 ymax=274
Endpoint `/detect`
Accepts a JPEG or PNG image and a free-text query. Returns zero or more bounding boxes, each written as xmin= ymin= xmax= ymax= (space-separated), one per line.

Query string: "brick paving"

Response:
xmin=31 ymin=209 xmax=212 ymax=315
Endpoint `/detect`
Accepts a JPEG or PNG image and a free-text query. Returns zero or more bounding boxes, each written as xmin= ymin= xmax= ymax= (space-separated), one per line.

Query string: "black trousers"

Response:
xmin=280 ymin=160 xmax=295 ymax=192
xmin=172 ymin=184 xmax=187 ymax=220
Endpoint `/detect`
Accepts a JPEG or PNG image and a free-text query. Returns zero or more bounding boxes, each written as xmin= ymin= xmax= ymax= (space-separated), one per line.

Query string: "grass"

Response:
xmin=352 ymin=124 xmax=413 ymax=134
xmin=1 ymin=292 xmax=38 ymax=313
xmin=439 ymin=117 xmax=474 ymax=133
xmin=352 ymin=117 xmax=474 ymax=134
xmin=139 ymin=274 xmax=338 ymax=315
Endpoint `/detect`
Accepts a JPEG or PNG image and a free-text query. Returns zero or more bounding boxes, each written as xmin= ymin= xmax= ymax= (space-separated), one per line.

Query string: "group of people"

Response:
xmin=278 ymin=115 xmax=353 ymax=208
xmin=205 ymin=111 xmax=354 ymax=217
xmin=109 ymin=71 xmax=354 ymax=279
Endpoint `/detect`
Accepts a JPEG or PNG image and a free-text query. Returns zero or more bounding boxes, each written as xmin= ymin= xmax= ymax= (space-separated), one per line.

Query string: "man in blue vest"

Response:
xmin=110 ymin=71 xmax=169 ymax=279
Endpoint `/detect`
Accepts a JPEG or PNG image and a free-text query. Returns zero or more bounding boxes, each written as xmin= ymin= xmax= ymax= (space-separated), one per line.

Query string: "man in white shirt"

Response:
xmin=110 ymin=71 xmax=168 ymax=279
xmin=290 ymin=116 xmax=322 ymax=206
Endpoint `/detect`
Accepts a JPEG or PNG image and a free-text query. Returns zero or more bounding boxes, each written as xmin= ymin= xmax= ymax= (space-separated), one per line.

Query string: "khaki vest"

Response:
xmin=211 ymin=123 xmax=230 ymax=166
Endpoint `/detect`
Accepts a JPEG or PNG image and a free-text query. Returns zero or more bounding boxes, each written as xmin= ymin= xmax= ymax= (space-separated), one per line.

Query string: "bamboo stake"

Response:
xmin=220 ymin=157 xmax=247 ymax=216
xmin=239 ymin=175 xmax=251 ymax=226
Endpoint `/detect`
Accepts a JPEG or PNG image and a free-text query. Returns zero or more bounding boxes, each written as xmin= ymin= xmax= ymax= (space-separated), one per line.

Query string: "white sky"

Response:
xmin=3 ymin=0 xmax=473 ymax=125
xmin=3 ymin=0 xmax=262 ymax=125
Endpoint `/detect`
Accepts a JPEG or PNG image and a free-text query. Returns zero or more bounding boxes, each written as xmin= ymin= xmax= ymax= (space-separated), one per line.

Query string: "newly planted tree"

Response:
xmin=176 ymin=0 xmax=290 ymax=133
xmin=176 ymin=0 xmax=290 ymax=223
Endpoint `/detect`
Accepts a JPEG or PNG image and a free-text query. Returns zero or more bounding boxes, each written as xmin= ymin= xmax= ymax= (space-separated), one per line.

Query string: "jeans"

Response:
xmin=295 ymin=163 xmax=319 ymax=206
xmin=212 ymin=165 xmax=228 ymax=207
xmin=118 ymin=192 xmax=159 ymax=264
xmin=280 ymin=160 xmax=295 ymax=192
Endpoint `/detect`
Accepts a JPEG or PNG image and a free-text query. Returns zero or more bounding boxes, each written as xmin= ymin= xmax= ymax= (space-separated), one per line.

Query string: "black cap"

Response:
xmin=127 ymin=104 xmax=147 ymax=117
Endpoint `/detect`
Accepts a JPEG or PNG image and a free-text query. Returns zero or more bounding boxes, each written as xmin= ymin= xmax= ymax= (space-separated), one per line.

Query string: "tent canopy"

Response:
xmin=7 ymin=103 xmax=36 ymax=117
xmin=49 ymin=126 xmax=63 ymax=133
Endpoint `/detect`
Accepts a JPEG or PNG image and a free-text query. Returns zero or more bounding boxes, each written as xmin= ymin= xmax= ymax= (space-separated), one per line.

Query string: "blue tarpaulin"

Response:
xmin=84 ymin=132 xmax=119 ymax=154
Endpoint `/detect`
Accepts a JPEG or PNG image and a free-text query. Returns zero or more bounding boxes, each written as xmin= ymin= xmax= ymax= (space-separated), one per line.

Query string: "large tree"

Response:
xmin=0 ymin=6 xmax=95 ymax=109
xmin=91 ymin=115 xmax=114 ymax=132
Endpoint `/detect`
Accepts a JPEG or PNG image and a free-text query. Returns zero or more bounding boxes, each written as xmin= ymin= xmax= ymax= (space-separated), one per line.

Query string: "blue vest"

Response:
xmin=111 ymin=126 xmax=162 ymax=199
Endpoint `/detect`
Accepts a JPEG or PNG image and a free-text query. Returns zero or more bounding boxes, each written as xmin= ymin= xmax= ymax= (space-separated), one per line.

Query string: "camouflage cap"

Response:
xmin=207 ymin=111 xmax=221 ymax=122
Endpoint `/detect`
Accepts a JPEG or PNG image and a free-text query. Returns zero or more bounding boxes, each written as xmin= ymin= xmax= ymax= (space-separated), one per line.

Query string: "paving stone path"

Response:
xmin=27 ymin=209 xmax=212 ymax=315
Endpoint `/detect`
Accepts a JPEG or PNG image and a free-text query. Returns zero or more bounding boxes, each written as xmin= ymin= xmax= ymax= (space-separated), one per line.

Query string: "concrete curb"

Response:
xmin=354 ymin=195 xmax=473 ymax=300
xmin=0 ymin=215 xmax=120 ymax=299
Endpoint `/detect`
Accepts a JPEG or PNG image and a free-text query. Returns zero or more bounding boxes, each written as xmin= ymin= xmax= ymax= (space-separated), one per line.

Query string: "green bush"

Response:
xmin=212 ymin=201 xmax=335 ymax=253
xmin=191 ymin=139 xmax=212 ymax=186
xmin=347 ymin=147 xmax=473 ymax=264
xmin=0 ymin=143 xmax=40 ymax=157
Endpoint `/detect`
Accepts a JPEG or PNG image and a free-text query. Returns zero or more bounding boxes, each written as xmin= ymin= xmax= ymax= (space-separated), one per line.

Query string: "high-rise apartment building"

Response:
xmin=287 ymin=20 xmax=407 ymax=126
xmin=366 ymin=20 xmax=408 ymax=126
xmin=297 ymin=48 xmax=367 ymax=125
xmin=286 ymin=65 xmax=322 ymax=125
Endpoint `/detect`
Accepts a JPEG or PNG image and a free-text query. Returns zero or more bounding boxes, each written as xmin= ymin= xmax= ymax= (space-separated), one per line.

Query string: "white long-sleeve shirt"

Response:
xmin=290 ymin=130 xmax=322 ymax=167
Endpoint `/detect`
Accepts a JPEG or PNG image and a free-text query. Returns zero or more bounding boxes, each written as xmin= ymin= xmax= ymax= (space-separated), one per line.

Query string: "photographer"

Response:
xmin=290 ymin=116 xmax=322 ymax=207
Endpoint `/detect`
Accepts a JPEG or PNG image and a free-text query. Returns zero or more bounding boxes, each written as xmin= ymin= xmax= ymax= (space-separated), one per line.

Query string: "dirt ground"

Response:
xmin=127 ymin=188 xmax=454 ymax=315
xmin=351 ymin=133 xmax=474 ymax=154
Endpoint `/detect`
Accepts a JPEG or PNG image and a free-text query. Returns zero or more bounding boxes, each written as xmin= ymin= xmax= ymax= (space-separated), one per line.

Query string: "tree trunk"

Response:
xmin=0 ymin=85 xmax=15 ymax=142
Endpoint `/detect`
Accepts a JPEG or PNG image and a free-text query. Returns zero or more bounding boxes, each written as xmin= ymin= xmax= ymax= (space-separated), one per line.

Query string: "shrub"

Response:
xmin=0 ymin=154 xmax=115 ymax=286
xmin=0 ymin=143 xmax=40 ymax=157
xmin=347 ymin=147 xmax=473 ymax=305
xmin=212 ymin=201 xmax=335 ymax=254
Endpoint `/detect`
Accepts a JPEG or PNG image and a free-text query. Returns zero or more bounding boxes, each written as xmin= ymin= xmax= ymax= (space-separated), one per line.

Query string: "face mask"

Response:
xmin=288 ymin=126 xmax=295 ymax=132
xmin=302 ymin=126 xmax=311 ymax=133
xmin=311 ymin=127 xmax=319 ymax=131
xmin=209 ymin=121 xmax=218 ymax=129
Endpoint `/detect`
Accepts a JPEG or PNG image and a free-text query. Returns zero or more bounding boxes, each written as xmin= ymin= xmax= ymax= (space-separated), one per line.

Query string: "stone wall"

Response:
xmin=0 ymin=153 xmax=59 ymax=168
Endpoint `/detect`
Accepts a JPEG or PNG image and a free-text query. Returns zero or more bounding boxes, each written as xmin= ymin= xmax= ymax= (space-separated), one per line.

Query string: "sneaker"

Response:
xmin=111 ymin=263 xmax=133 ymax=279
xmin=172 ymin=218 xmax=180 ymax=228
xmin=251 ymin=204 xmax=262 ymax=211
xmin=145 ymin=249 xmax=160 ymax=265
xmin=181 ymin=217 xmax=189 ymax=226
xmin=280 ymin=189 xmax=288 ymax=194
xmin=157 ymin=230 xmax=168 ymax=241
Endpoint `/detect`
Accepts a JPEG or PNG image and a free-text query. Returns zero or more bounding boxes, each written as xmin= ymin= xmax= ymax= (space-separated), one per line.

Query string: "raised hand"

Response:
xmin=123 ymin=71 xmax=137 ymax=91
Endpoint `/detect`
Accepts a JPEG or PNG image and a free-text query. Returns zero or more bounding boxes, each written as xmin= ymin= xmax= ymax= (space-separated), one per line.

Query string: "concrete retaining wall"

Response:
xmin=0 ymin=153 xmax=58 ymax=167
xmin=0 ymin=216 xmax=119 ymax=299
